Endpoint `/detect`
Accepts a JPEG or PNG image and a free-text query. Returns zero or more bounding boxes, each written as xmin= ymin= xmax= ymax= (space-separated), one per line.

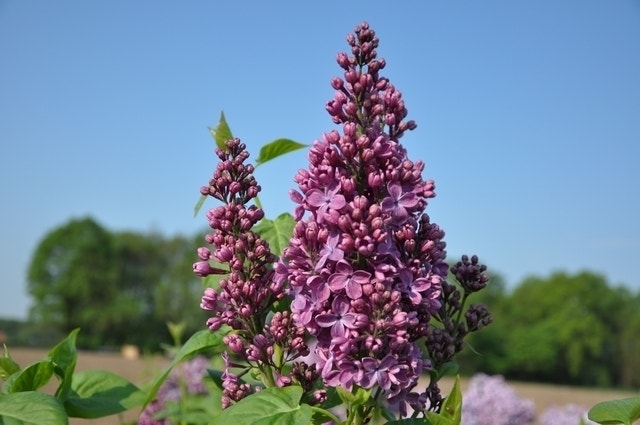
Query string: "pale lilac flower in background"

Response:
xmin=138 ymin=356 xmax=210 ymax=425
xmin=540 ymin=404 xmax=597 ymax=425
xmin=461 ymin=374 xmax=536 ymax=425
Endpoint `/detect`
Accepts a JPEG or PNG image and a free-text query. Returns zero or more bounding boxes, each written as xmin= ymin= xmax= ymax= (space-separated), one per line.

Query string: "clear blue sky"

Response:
xmin=1 ymin=1 xmax=639 ymax=320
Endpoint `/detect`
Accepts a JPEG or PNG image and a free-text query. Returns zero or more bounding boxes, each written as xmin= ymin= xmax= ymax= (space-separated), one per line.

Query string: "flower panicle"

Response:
xmin=193 ymin=21 xmax=492 ymax=420
xmin=276 ymin=21 xmax=458 ymax=416
xmin=195 ymin=138 xmax=310 ymax=408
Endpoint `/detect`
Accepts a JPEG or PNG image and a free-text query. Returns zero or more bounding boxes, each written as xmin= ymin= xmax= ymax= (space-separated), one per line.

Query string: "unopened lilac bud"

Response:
xmin=344 ymin=102 xmax=358 ymax=117
xmin=313 ymin=390 xmax=327 ymax=404
xmin=200 ymin=287 xmax=218 ymax=310
xmin=197 ymin=247 xmax=211 ymax=260
xmin=206 ymin=316 xmax=223 ymax=331
xmin=342 ymin=177 xmax=356 ymax=193
xmin=247 ymin=185 xmax=260 ymax=198
xmin=276 ymin=372 xmax=292 ymax=387
xmin=346 ymin=33 xmax=356 ymax=46
xmin=224 ymin=334 xmax=245 ymax=353
xmin=331 ymin=77 xmax=344 ymax=90
xmin=229 ymin=181 xmax=242 ymax=195
xmin=193 ymin=261 xmax=226 ymax=277
xmin=214 ymin=246 xmax=233 ymax=263
xmin=338 ymin=215 xmax=351 ymax=232
xmin=336 ymin=52 xmax=350 ymax=69
xmin=344 ymin=122 xmax=357 ymax=137
xmin=289 ymin=189 xmax=303 ymax=205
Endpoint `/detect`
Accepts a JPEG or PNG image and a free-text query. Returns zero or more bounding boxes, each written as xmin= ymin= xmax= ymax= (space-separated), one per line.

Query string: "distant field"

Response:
xmin=9 ymin=347 xmax=638 ymax=425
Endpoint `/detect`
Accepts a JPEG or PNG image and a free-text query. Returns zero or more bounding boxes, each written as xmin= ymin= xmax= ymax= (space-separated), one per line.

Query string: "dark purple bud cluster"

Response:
xmin=451 ymin=254 xmax=489 ymax=294
xmin=465 ymin=303 xmax=492 ymax=332
xmin=424 ymin=255 xmax=493 ymax=410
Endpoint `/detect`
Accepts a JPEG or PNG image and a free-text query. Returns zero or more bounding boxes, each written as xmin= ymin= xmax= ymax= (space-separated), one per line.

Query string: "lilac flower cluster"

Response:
xmin=275 ymin=22 xmax=449 ymax=415
xmin=138 ymin=356 xmax=210 ymax=425
xmin=461 ymin=374 xmax=536 ymax=425
xmin=196 ymin=139 xmax=309 ymax=406
xmin=193 ymin=22 xmax=493 ymax=420
xmin=196 ymin=138 xmax=279 ymax=336
xmin=540 ymin=404 xmax=597 ymax=425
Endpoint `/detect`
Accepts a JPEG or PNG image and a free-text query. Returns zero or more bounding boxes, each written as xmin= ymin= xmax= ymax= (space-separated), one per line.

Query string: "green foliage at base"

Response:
xmin=0 ymin=329 xmax=143 ymax=424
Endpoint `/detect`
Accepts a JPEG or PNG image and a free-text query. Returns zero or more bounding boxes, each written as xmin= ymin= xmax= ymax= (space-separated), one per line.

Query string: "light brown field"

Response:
xmin=8 ymin=347 xmax=639 ymax=424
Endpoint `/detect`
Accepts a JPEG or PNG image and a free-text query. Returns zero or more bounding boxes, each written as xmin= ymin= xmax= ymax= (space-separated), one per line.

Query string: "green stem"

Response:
xmin=258 ymin=363 xmax=277 ymax=388
xmin=310 ymin=405 xmax=343 ymax=425
xmin=454 ymin=292 xmax=470 ymax=327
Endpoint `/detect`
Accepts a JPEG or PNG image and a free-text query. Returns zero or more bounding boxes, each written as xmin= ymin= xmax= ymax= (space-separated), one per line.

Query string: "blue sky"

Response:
xmin=1 ymin=1 xmax=639 ymax=320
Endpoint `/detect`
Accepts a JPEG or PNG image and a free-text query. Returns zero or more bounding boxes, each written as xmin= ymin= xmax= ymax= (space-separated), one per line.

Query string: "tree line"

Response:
xmin=25 ymin=217 xmax=208 ymax=351
xmin=457 ymin=270 xmax=640 ymax=389
xmin=17 ymin=216 xmax=640 ymax=389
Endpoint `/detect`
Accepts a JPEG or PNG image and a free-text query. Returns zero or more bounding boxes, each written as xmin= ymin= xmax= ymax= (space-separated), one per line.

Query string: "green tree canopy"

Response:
xmin=27 ymin=217 xmax=118 ymax=348
xmin=27 ymin=217 xmax=207 ymax=350
xmin=501 ymin=271 xmax=632 ymax=386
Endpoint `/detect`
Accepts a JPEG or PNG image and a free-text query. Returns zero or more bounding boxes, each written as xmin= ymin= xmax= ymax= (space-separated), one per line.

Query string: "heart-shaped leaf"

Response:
xmin=253 ymin=213 xmax=295 ymax=256
xmin=0 ymin=391 xmax=67 ymax=425
xmin=588 ymin=396 xmax=640 ymax=425
xmin=65 ymin=369 xmax=144 ymax=418
xmin=215 ymin=385 xmax=312 ymax=425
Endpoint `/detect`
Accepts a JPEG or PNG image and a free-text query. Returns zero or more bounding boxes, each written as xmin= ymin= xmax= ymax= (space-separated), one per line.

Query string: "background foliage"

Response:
xmin=24 ymin=217 xmax=207 ymax=351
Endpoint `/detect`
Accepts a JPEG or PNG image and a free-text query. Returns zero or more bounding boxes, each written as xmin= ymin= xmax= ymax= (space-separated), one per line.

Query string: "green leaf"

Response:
xmin=253 ymin=213 xmax=294 ymax=256
xmin=7 ymin=360 xmax=54 ymax=393
xmin=0 ymin=391 xmax=67 ymax=425
xmin=209 ymin=110 xmax=234 ymax=151
xmin=48 ymin=328 xmax=79 ymax=400
xmin=0 ymin=348 xmax=20 ymax=381
xmin=439 ymin=375 xmax=462 ymax=424
xmin=422 ymin=413 xmax=455 ymax=425
xmin=141 ymin=328 xmax=227 ymax=409
xmin=437 ymin=362 xmax=459 ymax=379
xmin=194 ymin=194 xmax=208 ymax=217
xmin=215 ymin=386 xmax=312 ymax=425
xmin=64 ymin=370 xmax=143 ymax=418
xmin=255 ymin=138 xmax=307 ymax=166
xmin=334 ymin=385 xmax=371 ymax=408
xmin=588 ymin=396 xmax=640 ymax=425
xmin=335 ymin=385 xmax=356 ymax=404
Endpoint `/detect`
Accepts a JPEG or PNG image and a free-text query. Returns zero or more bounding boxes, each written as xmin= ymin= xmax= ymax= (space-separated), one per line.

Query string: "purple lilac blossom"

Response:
xmin=276 ymin=21 xmax=447 ymax=415
xmin=461 ymin=374 xmax=536 ymax=425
